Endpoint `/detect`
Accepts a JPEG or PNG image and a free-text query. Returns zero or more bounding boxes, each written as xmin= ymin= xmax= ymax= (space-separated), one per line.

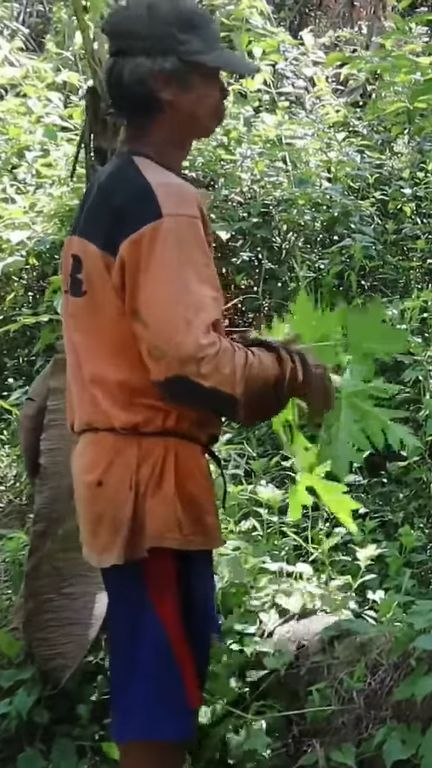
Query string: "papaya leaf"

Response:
xmin=287 ymin=289 xmax=344 ymax=366
xmin=291 ymin=430 xmax=319 ymax=473
xmin=288 ymin=481 xmax=313 ymax=522
xmin=322 ymin=373 xmax=419 ymax=478
xmin=267 ymin=289 xmax=343 ymax=365
xmin=346 ymin=301 xmax=409 ymax=364
xmin=289 ymin=469 xmax=360 ymax=532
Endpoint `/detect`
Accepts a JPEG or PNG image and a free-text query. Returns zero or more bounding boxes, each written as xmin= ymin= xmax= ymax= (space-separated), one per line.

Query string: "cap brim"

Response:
xmin=190 ymin=47 xmax=259 ymax=77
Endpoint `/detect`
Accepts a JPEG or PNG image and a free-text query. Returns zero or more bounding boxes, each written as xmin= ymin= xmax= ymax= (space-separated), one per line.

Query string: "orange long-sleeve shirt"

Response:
xmin=61 ymin=153 xmax=297 ymax=567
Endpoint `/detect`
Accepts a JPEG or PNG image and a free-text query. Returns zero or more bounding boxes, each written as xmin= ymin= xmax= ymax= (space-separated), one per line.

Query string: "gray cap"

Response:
xmin=103 ymin=0 xmax=258 ymax=78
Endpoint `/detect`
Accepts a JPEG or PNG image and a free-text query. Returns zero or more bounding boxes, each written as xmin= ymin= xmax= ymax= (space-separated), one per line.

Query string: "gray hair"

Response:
xmin=105 ymin=54 xmax=192 ymax=121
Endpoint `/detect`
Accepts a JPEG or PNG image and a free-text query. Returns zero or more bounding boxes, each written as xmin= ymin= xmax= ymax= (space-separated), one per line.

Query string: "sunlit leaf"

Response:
xmin=101 ymin=742 xmax=120 ymax=761
xmin=0 ymin=629 xmax=23 ymax=661
xmin=289 ymin=468 xmax=359 ymax=532
xmin=323 ymin=373 xmax=419 ymax=478
xmin=0 ymin=256 xmax=25 ymax=275
xmin=288 ymin=481 xmax=313 ymax=522
xmin=346 ymin=302 xmax=409 ymax=363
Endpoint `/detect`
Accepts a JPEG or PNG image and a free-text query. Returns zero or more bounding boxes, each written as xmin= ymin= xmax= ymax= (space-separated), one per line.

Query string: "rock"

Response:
xmin=273 ymin=614 xmax=342 ymax=657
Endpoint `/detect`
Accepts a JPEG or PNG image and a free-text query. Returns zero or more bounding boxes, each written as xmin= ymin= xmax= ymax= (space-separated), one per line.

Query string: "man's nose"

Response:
xmin=221 ymin=82 xmax=229 ymax=100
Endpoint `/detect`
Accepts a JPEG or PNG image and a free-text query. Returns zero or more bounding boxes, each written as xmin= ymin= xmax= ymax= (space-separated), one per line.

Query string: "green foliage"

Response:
xmin=289 ymin=467 xmax=360 ymax=532
xmin=267 ymin=291 xmax=419 ymax=530
xmin=0 ymin=626 xmax=112 ymax=768
xmin=17 ymin=749 xmax=47 ymax=768
xmin=328 ymin=744 xmax=356 ymax=767
xmin=381 ymin=725 xmax=422 ymax=768
xmin=0 ymin=24 xmax=81 ymax=404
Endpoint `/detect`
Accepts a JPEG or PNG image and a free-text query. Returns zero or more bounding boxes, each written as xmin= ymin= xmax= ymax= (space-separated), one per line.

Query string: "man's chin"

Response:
xmin=198 ymin=113 xmax=226 ymax=139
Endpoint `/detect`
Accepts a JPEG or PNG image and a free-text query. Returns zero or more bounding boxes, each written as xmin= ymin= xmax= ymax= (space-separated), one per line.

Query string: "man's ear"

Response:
xmin=153 ymin=72 xmax=177 ymax=106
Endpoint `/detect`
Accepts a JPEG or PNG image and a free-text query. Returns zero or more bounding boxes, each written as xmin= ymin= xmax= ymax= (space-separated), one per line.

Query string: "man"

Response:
xmin=60 ymin=1 xmax=333 ymax=766
xmin=18 ymin=345 xmax=106 ymax=685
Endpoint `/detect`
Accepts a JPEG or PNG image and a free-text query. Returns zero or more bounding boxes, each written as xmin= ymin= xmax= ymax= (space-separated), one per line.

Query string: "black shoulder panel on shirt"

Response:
xmin=70 ymin=153 xmax=162 ymax=258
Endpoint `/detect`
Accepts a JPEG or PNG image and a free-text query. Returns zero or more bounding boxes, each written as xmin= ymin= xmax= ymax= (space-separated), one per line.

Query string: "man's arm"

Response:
xmin=19 ymin=363 xmax=52 ymax=482
xmin=118 ymin=214 xmax=331 ymax=426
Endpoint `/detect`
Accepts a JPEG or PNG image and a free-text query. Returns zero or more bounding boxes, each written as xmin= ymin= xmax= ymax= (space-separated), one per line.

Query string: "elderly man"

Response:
xmin=60 ymin=1 xmax=333 ymax=766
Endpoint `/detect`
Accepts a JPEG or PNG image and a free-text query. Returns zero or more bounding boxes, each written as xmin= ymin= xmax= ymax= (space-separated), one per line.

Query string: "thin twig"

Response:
xmin=223 ymin=703 xmax=354 ymax=721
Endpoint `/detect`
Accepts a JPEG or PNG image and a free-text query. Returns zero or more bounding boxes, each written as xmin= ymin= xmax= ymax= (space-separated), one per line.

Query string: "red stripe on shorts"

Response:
xmin=142 ymin=549 xmax=202 ymax=710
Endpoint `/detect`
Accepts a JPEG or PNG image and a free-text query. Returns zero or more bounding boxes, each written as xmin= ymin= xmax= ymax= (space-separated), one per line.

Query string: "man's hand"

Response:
xmin=236 ymin=333 xmax=334 ymax=425
xmin=286 ymin=345 xmax=334 ymax=425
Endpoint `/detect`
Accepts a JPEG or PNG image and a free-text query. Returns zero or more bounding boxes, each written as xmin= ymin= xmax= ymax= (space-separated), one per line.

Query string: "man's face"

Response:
xmin=162 ymin=65 xmax=229 ymax=140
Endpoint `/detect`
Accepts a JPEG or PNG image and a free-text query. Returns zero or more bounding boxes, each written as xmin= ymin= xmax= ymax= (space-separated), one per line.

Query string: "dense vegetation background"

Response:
xmin=2 ymin=0 xmax=432 ymax=766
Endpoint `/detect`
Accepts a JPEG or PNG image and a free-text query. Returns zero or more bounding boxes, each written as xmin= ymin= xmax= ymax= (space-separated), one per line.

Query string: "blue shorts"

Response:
xmin=102 ymin=549 xmax=219 ymax=745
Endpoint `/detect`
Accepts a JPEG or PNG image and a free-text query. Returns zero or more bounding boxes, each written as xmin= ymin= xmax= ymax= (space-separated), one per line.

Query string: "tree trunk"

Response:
xmin=72 ymin=85 xmax=123 ymax=184
xmin=70 ymin=0 xmax=123 ymax=183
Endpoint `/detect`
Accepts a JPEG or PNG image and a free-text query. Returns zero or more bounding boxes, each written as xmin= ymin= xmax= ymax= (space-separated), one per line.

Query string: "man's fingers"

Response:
xmin=305 ymin=367 xmax=335 ymax=425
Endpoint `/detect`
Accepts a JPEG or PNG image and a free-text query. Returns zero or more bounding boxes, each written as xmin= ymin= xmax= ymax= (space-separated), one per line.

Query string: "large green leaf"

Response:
xmin=271 ymin=289 xmax=344 ymax=366
xmin=288 ymin=467 xmax=360 ymax=532
xmin=323 ymin=373 xmax=419 ymax=478
xmin=346 ymin=301 xmax=409 ymax=364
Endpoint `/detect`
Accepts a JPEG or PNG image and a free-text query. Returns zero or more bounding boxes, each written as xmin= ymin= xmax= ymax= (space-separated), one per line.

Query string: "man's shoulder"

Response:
xmin=69 ymin=154 xmax=206 ymax=258
xmin=70 ymin=153 xmax=163 ymax=257
xmin=133 ymin=157 xmax=202 ymax=220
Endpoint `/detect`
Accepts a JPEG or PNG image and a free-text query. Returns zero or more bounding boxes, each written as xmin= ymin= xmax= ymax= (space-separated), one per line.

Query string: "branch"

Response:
xmin=70 ymin=0 xmax=104 ymax=95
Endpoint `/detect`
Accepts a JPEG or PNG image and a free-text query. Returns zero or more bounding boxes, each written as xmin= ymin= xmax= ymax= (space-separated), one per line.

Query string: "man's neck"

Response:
xmin=123 ymin=122 xmax=192 ymax=175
